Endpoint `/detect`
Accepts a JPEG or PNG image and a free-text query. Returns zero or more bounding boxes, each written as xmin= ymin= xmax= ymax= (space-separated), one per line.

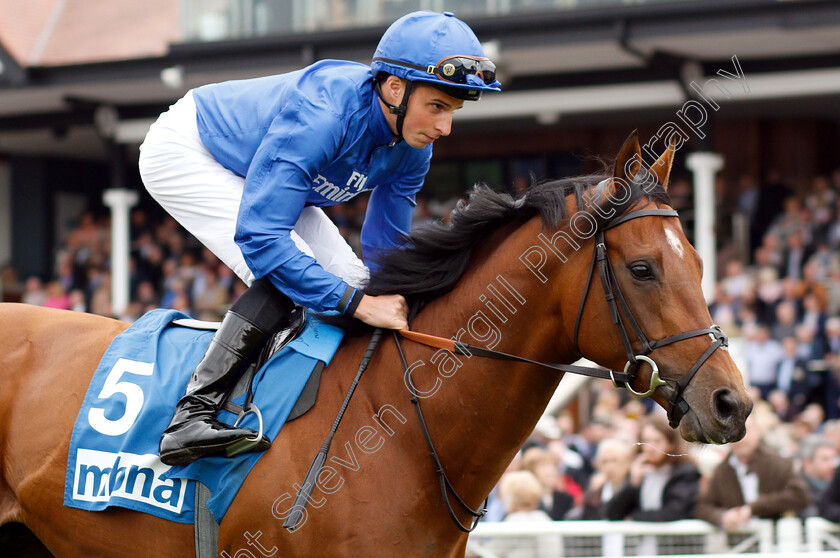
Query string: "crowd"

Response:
xmin=12 ymin=193 xmax=440 ymax=322
xmin=9 ymin=163 xmax=840 ymax=553
xmin=475 ymin=165 xmax=840 ymax=555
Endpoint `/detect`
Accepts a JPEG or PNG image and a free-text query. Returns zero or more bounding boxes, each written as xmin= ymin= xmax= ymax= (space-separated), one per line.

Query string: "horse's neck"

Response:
xmin=407 ymin=219 xmax=579 ymax=502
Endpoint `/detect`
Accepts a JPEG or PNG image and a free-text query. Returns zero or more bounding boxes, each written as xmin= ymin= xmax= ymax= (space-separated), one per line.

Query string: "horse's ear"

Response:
xmin=649 ymin=137 xmax=677 ymax=191
xmin=613 ymin=130 xmax=642 ymax=185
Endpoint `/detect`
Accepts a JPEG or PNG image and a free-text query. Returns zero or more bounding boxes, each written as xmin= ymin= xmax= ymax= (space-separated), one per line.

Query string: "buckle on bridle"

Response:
xmin=622 ymin=355 xmax=667 ymax=398
xmin=595 ymin=242 xmax=607 ymax=259
xmin=709 ymin=324 xmax=729 ymax=350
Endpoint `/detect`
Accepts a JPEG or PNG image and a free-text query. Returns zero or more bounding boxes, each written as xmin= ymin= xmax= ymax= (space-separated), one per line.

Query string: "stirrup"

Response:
xmin=225 ymin=403 xmax=266 ymax=457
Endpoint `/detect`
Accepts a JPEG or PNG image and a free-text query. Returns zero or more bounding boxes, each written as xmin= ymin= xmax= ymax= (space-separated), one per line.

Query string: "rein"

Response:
xmin=398 ymin=330 xmax=633 ymax=384
xmin=394 ymin=331 xmax=488 ymax=532
xmin=283 ymin=328 xmax=385 ymax=531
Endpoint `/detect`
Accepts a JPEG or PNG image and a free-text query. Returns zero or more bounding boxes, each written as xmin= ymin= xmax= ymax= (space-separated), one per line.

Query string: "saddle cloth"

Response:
xmin=63 ymin=308 xmax=343 ymax=524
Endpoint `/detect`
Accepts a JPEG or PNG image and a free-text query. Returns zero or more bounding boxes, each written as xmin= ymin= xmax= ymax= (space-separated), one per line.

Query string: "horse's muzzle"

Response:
xmin=679 ymin=388 xmax=752 ymax=445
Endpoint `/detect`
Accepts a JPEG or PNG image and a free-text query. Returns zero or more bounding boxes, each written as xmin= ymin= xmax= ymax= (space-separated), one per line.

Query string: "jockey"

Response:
xmin=139 ymin=10 xmax=501 ymax=466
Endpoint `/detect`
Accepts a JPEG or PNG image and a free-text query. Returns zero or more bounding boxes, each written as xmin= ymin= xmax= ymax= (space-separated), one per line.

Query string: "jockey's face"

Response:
xmin=380 ymin=77 xmax=464 ymax=149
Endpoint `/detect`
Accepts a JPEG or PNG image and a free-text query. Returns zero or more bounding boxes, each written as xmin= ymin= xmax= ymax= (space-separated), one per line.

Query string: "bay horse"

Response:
xmin=0 ymin=133 xmax=751 ymax=557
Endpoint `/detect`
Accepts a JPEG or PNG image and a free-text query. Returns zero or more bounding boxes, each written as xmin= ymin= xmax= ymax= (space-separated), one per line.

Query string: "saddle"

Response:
xmin=173 ymin=306 xmax=323 ymax=428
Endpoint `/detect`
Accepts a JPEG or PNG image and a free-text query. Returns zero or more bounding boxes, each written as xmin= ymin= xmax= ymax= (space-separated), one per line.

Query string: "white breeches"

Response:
xmin=138 ymin=90 xmax=369 ymax=289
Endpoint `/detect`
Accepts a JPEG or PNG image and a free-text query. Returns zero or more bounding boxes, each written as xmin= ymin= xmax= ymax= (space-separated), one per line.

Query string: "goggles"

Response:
xmin=373 ymin=55 xmax=497 ymax=86
xmin=428 ymin=55 xmax=496 ymax=85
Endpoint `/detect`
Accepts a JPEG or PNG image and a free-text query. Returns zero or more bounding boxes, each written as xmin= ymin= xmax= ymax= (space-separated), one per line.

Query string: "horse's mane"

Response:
xmin=364 ymin=167 xmax=672 ymax=306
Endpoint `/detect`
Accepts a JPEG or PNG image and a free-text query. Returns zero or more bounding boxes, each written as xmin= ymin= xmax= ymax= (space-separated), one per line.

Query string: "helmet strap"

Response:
xmin=374 ymin=78 xmax=413 ymax=147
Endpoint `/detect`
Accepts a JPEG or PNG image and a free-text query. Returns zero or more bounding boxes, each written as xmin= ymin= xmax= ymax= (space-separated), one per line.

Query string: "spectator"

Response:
xmin=801 ymin=261 xmax=830 ymax=314
xmin=521 ymin=447 xmax=575 ymax=521
xmin=806 ymin=243 xmax=839 ymax=284
xmin=819 ymin=452 xmax=840 ymax=523
xmin=160 ymin=277 xmax=189 ymax=310
xmin=535 ymin=418 xmax=586 ymax=505
xmin=736 ymin=173 xmax=759 ymax=225
xmin=490 ymin=470 xmax=561 ymax=558
xmin=193 ymin=266 xmax=230 ymax=319
xmin=484 ymin=452 xmax=522 ymax=523
xmin=832 ymin=167 xmax=840 ymax=192
xmin=579 ymin=437 xmax=634 ymax=520
xmin=776 ymin=336 xmax=810 ymax=416
xmin=771 ymin=301 xmax=799 ymax=341
xmin=743 ymin=324 xmax=784 ymax=401
xmin=824 ymin=318 xmax=840 ymax=419
xmin=825 ymin=317 xmax=840 ymax=355
xmin=42 ymin=281 xmax=70 ymax=310
xmin=721 ymin=260 xmax=753 ymax=300
xmin=566 ymin=417 xmax=610 ymax=488
xmin=89 ymin=272 xmax=112 ymax=317
xmin=795 ymin=323 xmax=824 ymax=363
xmin=798 ymin=435 xmax=838 ymax=518
xmin=135 ymin=280 xmax=159 ymax=309
xmin=805 ymin=176 xmax=836 ymax=243
xmin=22 ymin=276 xmax=47 ymax=306
xmin=795 ymin=405 xmax=826 ymax=450
xmin=758 ymin=232 xmax=785 ymax=277
xmin=822 ymin=420 xmax=840 ymax=454
xmin=68 ymin=289 xmax=87 ymax=312
xmin=694 ymin=415 xmax=810 ymax=532
xmin=709 ymin=284 xmax=741 ymax=335
xmin=777 ymin=278 xmax=805 ymax=322
xmin=767 ymin=195 xmax=804 ymax=249
xmin=767 ymin=389 xmax=795 ymax=423
xmin=781 ymin=231 xmax=811 ymax=281
xmin=606 ymin=416 xmax=701 ymax=522
xmin=827 ymin=197 xmax=840 ymax=251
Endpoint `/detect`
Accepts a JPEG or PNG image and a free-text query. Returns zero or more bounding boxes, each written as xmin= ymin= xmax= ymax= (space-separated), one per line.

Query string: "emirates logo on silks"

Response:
xmin=442 ymin=63 xmax=456 ymax=77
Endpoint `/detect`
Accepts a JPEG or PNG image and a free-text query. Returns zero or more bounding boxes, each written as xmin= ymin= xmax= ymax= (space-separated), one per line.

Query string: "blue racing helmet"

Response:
xmin=372 ymin=11 xmax=501 ymax=102
xmin=372 ymin=11 xmax=501 ymax=145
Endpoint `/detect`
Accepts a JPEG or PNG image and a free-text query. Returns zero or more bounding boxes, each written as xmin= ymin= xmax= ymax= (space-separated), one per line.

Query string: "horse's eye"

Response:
xmin=629 ymin=263 xmax=654 ymax=280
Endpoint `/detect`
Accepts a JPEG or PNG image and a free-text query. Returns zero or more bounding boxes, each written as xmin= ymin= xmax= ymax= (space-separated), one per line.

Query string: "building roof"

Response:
xmin=0 ymin=0 xmax=56 ymax=64
xmin=0 ymin=0 xmax=180 ymax=66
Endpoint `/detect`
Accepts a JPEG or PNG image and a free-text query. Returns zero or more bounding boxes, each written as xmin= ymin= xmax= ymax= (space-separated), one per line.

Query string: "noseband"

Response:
xmin=572 ymin=207 xmax=729 ymax=428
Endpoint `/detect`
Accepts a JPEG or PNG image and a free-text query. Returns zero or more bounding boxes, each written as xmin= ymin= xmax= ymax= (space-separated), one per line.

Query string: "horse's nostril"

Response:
xmin=713 ymin=387 xmax=739 ymax=425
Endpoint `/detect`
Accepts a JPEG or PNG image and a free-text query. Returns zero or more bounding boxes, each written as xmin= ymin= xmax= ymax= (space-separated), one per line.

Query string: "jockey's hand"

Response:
xmin=353 ymin=294 xmax=408 ymax=330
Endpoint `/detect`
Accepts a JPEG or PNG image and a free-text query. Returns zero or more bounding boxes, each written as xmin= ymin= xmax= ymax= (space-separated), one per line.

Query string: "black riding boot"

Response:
xmin=159 ymin=278 xmax=293 ymax=466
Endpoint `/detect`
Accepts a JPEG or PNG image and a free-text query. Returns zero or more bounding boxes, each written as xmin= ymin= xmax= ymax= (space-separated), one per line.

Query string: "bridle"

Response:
xmin=394 ymin=203 xmax=730 ymax=532
xmin=572 ymin=206 xmax=729 ymax=429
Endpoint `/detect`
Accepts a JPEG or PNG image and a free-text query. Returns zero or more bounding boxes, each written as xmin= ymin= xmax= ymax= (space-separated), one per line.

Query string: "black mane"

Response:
xmin=365 ymin=168 xmax=672 ymax=307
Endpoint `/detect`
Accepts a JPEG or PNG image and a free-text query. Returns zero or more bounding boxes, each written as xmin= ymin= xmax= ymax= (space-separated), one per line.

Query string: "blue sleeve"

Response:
xmin=235 ymin=93 xmax=353 ymax=313
xmin=360 ymin=160 xmax=427 ymax=272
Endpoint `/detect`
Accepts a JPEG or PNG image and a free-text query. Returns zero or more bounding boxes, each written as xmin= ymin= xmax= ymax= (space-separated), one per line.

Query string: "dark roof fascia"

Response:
xmin=0 ymin=39 xmax=25 ymax=86
xmin=507 ymin=51 xmax=840 ymax=92
xmin=464 ymin=0 xmax=840 ymax=36
xmin=168 ymin=21 xmax=384 ymax=59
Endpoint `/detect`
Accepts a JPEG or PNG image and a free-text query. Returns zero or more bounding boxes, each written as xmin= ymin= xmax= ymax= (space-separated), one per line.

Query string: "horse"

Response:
xmin=0 ymin=132 xmax=751 ymax=557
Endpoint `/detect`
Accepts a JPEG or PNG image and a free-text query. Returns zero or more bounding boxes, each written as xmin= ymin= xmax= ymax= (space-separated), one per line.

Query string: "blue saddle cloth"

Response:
xmin=64 ymin=308 xmax=343 ymax=524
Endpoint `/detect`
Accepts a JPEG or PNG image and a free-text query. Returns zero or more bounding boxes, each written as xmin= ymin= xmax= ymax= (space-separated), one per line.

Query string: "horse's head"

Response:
xmin=569 ymin=132 xmax=752 ymax=444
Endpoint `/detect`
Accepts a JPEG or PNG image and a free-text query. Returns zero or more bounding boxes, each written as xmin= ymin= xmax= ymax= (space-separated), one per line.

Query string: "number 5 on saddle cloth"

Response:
xmin=64 ymin=308 xmax=343 ymax=524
